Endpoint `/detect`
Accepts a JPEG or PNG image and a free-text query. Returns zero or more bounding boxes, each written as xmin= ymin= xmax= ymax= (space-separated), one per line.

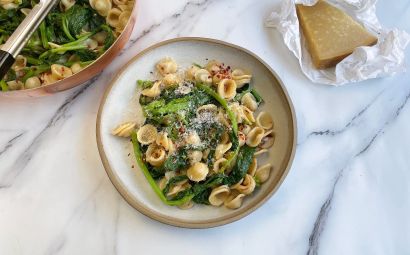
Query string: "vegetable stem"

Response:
xmin=39 ymin=22 xmax=49 ymax=49
xmin=0 ymin=80 xmax=8 ymax=91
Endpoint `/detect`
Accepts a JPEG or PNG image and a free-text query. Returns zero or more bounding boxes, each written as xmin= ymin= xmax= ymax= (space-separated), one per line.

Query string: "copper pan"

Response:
xmin=0 ymin=1 xmax=138 ymax=98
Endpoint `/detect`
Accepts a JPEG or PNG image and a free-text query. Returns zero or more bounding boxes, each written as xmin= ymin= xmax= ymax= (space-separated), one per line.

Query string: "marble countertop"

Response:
xmin=1 ymin=0 xmax=409 ymax=254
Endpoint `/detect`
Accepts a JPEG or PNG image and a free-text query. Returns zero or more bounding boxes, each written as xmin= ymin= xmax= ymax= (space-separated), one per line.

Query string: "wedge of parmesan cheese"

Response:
xmin=296 ymin=0 xmax=378 ymax=69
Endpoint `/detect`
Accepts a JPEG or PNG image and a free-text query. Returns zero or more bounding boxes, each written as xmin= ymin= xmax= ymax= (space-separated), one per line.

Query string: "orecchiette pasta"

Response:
xmin=20 ymin=8 xmax=31 ymax=15
xmin=241 ymin=92 xmax=258 ymax=111
xmin=217 ymin=111 xmax=230 ymax=127
xmin=232 ymin=174 xmax=256 ymax=195
xmin=246 ymin=126 xmax=265 ymax=147
xmin=260 ymin=130 xmax=275 ymax=149
xmin=187 ymin=162 xmax=209 ymax=182
xmin=41 ymin=73 xmax=58 ymax=85
xmin=213 ymin=158 xmax=228 ymax=173
xmin=224 ymin=191 xmax=245 ymax=209
xmin=156 ymin=57 xmax=178 ymax=76
xmin=118 ymin=10 xmax=131 ymax=30
xmin=184 ymin=131 xmax=201 ymax=145
xmin=205 ymin=60 xmax=221 ymax=74
xmin=239 ymin=124 xmax=252 ymax=135
xmin=194 ymin=69 xmax=212 ymax=85
xmin=24 ymin=76 xmax=41 ymax=89
xmin=59 ymin=0 xmax=75 ymax=11
xmin=217 ymin=79 xmax=237 ymax=100
xmin=197 ymin=104 xmax=218 ymax=115
xmin=248 ymin=157 xmax=258 ymax=176
xmin=162 ymin=73 xmax=180 ymax=88
xmin=51 ymin=64 xmax=73 ymax=80
xmin=215 ymin=142 xmax=232 ymax=160
xmin=6 ymin=80 xmax=23 ymax=90
xmin=238 ymin=131 xmax=246 ymax=147
xmin=220 ymin=131 xmax=230 ymax=144
xmin=90 ymin=0 xmax=112 ymax=16
xmin=141 ymin=80 xmax=161 ymax=97
xmin=146 ymin=144 xmax=166 ymax=167
xmin=11 ymin=55 xmax=26 ymax=71
xmin=241 ymin=106 xmax=255 ymax=123
xmin=70 ymin=62 xmax=83 ymax=74
xmin=254 ymin=148 xmax=268 ymax=156
xmin=188 ymin=150 xmax=203 ymax=165
xmin=111 ymin=122 xmax=136 ymax=137
xmin=155 ymin=132 xmax=171 ymax=151
xmin=231 ymin=69 xmax=252 ymax=88
xmin=106 ymin=8 xmax=122 ymax=28
xmin=256 ymin=112 xmax=274 ymax=130
xmin=167 ymin=180 xmax=190 ymax=197
xmin=178 ymin=200 xmax=194 ymax=210
xmin=255 ymin=164 xmax=272 ymax=183
xmin=113 ymin=0 xmax=127 ymax=5
xmin=137 ymin=124 xmax=158 ymax=145
xmin=209 ymin=185 xmax=230 ymax=206
xmin=185 ymin=65 xmax=200 ymax=81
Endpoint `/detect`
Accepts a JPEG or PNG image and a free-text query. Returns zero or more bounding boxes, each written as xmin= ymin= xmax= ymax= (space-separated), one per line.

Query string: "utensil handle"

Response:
xmin=0 ymin=0 xmax=59 ymax=79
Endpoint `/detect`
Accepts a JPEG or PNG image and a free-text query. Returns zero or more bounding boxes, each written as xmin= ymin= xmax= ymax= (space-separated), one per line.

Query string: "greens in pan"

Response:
xmin=0 ymin=0 xmax=134 ymax=91
xmin=112 ymin=58 xmax=275 ymax=209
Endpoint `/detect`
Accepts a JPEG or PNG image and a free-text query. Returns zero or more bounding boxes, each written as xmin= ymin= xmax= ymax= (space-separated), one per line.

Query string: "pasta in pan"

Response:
xmin=112 ymin=58 xmax=276 ymax=210
xmin=0 ymin=0 xmax=135 ymax=91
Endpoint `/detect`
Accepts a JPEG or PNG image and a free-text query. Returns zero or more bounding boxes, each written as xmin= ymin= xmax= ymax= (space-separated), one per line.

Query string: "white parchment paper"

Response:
xmin=266 ymin=0 xmax=410 ymax=85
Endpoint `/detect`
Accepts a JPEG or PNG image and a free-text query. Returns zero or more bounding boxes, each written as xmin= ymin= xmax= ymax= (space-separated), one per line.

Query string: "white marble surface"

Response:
xmin=0 ymin=0 xmax=409 ymax=254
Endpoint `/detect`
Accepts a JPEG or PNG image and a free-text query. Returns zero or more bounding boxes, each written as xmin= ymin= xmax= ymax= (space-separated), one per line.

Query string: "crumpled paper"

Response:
xmin=265 ymin=0 xmax=410 ymax=85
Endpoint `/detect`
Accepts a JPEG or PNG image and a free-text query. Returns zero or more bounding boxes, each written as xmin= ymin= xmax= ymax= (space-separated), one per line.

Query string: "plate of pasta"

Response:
xmin=97 ymin=38 xmax=296 ymax=228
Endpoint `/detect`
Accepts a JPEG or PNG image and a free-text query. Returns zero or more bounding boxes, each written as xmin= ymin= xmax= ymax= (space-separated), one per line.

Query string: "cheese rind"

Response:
xmin=296 ymin=1 xmax=378 ymax=69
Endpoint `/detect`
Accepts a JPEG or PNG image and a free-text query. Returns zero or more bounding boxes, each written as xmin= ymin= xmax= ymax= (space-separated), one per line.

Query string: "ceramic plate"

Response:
xmin=97 ymin=37 xmax=297 ymax=228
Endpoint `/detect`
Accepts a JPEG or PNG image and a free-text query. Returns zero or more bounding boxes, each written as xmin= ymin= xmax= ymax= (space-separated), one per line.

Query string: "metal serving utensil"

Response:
xmin=0 ymin=0 xmax=59 ymax=79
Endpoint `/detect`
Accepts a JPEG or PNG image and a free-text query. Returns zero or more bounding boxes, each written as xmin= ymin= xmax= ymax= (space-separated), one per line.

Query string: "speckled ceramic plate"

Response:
xmin=96 ymin=37 xmax=297 ymax=228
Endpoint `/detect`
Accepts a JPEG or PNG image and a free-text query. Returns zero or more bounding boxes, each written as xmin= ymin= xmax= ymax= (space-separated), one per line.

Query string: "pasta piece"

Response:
xmin=158 ymin=177 xmax=167 ymax=190
xmin=217 ymin=79 xmax=237 ymax=100
xmin=213 ymin=158 xmax=228 ymax=173
xmin=155 ymin=131 xmax=170 ymax=151
xmin=106 ymin=8 xmax=122 ymax=28
xmin=59 ymin=0 xmax=75 ymax=11
xmin=220 ymin=131 xmax=230 ymax=144
xmin=194 ymin=69 xmax=212 ymax=85
xmin=141 ymin=80 xmax=161 ymax=97
xmin=71 ymin=62 xmax=83 ymax=74
xmin=90 ymin=0 xmax=112 ymax=17
xmin=162 ymin=73 xmax=180 ymax=88
xmin=6 ymin=80 xmax=23 ymax=90
xmin=111 ymin=122 xmax=136 ymax=137
xmin=85 ymin=39 xmax=98 ymax=50
xmin=51 ymin=64 xmax=73 ymax=80
xmin=241 ymin=92 xmax=258 ymax=111
xmin=20 ymin=8 xmax=31 ymax=15
xmin=168 ymin=140 xmax=176 ymax=154
xmin=255 ymin=164 xmax=272 ymax=183
xmin=256 ymin=112 xmax=274 ymax=130
xmin=145 ymin=144 xmax=166 ymax=167
xmin=42 ymin=73 xmax=58 ymax=85
xmin=185 ymin=65 xmax=200 ymax=81
xmin=25 ymin=76 xmax=41 ymax=89
xmin=238 ymin=131 xmax=246 ymax=147
xmin=118 ymin=11 xmax=131 ymax=30
xmin=197 ymin=104 xmax=218 ymax=115
xmin=241 ymin=106 xmax=255 ymax=123
xmin=156 ymin=57 xmax=177 ymax=76
xmin=248 ymin=157 xmax=257 ymax=176
xmin=260 ymin=130 xmax=275 ymax=149
xmin=229 ymin=102 xmax=244 ymax=123
xmin=231 ymin=69 xmax=252 ymax=88
xmin=246 ymin=127 xmax=265 ymax=147
xmin=92 ymin=31 xmax=108 ymax=44
xmin=113 ymin=0 xmax=127 ymax=5
xmin=217 ymin=110 xmax=230 ymax=127
xmin=224 ymin=191 xmax=245 ymax=209
xmin=215 ymin=142 xmax=232 ymax=160
xmin=254 ymin=148 xmax=268 ymax=156
xmin=187 ymin=162 xmax=209 ymax=182
xmin=1 ymin=2 xmax=18 ymax=9
xmin=202 ymin=148 xmax=210 ymax=160
xmin=239 ymin=124 xmax=252 ymax=135
xmin=136 ymin=124 xmax=157 ymax=145
xmin=167 ymin=181 xmax=190 ymax=197
xmin=205 ymin=60 xmax=221 ymax=74
xmin=11 ymin=55 xmax=26 ymax=71
xmin=178 ymin=200 xmax=194 ymax=210
xmin=232 ymin=174 xmax=256 ymax=195
xmin=209 ymin=185 xmax=230 ymax=206
xmin=184 ymin=131 xmax=201 ymax=145
xmin=188 ymin=150 xmax=203 ymax=165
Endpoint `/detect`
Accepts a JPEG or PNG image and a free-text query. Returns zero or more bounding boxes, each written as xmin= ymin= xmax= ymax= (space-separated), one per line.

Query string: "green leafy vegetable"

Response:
xmin=224 ymin=145 xmax=256 ymax=186
xmin=0 ymin=80 xmax=8 ymax=91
